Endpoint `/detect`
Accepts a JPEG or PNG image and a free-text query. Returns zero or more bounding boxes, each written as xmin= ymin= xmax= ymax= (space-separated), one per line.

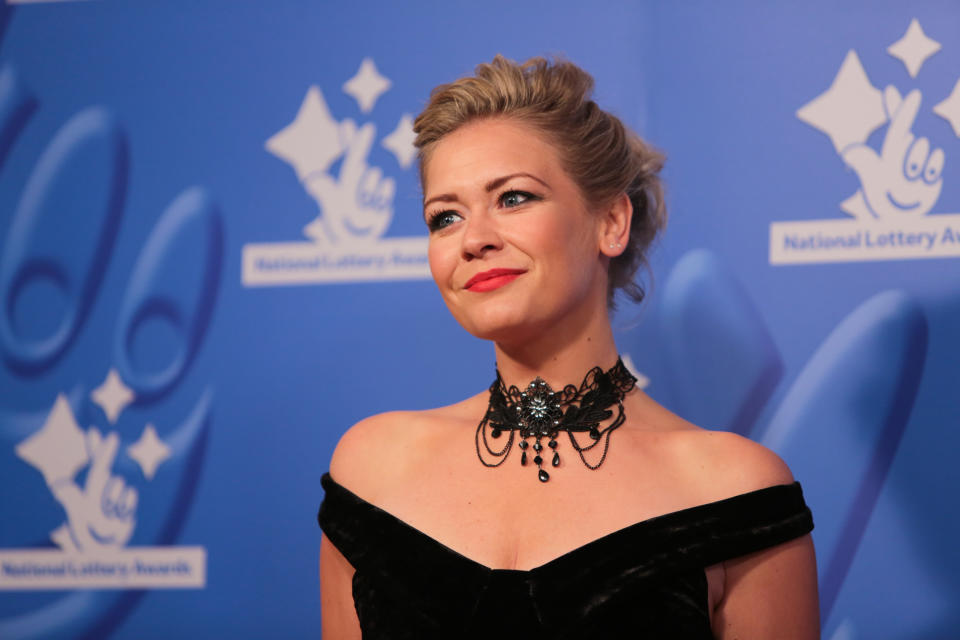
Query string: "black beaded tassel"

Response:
xmin=474 ymin=358 xmax=637 ymax=482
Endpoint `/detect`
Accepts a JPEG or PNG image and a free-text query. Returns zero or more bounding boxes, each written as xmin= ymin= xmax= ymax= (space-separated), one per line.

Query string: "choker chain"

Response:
xmin=475 ymin=358 xmax=637 ymax=482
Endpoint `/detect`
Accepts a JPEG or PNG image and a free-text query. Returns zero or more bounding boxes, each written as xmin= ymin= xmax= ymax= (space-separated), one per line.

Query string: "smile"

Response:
xmin=464 ymin=268 xmax=526 ymax=292
xmin=885 ymin=191 xmax=920 ymax=211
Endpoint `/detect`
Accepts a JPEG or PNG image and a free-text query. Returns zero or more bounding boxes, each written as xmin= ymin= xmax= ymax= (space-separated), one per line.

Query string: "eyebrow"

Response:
xmin=422 ymin=172 xmax=550 ymax=217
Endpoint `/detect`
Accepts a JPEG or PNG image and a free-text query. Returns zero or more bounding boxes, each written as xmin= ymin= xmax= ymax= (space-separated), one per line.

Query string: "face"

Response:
xmin=423 ymin=118 xmax=611 ymax=344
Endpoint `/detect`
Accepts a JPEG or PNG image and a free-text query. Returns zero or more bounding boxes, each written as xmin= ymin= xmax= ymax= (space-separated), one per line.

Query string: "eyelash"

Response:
xmin=425 ymin=210 xmax=461 ymax=233
xmin=425 ymin=190 xmax=539 ymax=232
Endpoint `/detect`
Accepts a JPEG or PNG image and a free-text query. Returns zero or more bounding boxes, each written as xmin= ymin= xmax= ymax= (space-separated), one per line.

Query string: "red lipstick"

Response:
xmin=464 ymin=268 xmax=526 ymax=292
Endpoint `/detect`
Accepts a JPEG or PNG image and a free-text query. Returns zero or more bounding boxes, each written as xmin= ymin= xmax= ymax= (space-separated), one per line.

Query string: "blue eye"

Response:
xmin=426 ymin=210 xmax=461 ymax=232
xmin=500 ymin=190 xmax=536 ymax=208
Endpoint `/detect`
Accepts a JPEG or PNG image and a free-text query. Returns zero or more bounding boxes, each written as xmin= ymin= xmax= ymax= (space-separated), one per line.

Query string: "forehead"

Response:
xmin=423 ymin=119 xmax=566 ymax=194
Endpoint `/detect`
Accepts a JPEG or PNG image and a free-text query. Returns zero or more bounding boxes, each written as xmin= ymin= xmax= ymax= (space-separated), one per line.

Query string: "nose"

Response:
xmin=460 ymin=211 xmax=502 ymax=260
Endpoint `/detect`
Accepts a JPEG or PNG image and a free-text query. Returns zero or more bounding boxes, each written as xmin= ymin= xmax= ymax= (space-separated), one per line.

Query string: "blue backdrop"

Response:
xmin=1 ymin=2 xmax=958 ymax=638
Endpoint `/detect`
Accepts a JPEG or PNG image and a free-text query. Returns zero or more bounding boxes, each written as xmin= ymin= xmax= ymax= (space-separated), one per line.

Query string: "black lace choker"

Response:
xmin=475 ymin=358 xmax=637 ymax=482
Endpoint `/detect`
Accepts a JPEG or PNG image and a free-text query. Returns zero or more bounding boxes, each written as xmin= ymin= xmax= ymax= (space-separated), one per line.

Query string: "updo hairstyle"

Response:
xmin=413 ymin=55 xmax=667 ymax=307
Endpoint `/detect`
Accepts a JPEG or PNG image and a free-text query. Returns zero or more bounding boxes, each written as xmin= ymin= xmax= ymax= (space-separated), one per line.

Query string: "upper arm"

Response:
xmin=712 ymin=533 xmax=819 ymax=639
xmin=321 ymin=411 xmax=410 ymax=638
xmin=320 ymin=534 xmax=362 ymax=640
xmin=318 ymin=416 xmax=377 ymax=640
xmin=703 ymin=432 xmax=819 ymax=638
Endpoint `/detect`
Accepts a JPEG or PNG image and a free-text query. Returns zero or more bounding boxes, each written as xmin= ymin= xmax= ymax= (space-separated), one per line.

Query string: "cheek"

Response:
xmin=550 ymin=222 xmax=604 ymax=293
xmin=548 ymin=219 xmax=598 ymax=267
xmin=427 ymin=240 xmax=454 ymax=288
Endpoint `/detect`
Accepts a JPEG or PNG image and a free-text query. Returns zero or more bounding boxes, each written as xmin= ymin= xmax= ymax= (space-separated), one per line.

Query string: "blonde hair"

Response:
xmin=413 ymin=55 xmax=667 ymax=307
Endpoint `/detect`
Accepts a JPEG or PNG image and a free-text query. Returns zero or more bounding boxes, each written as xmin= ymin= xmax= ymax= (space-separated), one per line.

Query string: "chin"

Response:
xmin=447 ymin=301 xmax=531 ymax=341
xmin=456 ymin=308 xmax=560 ymax=346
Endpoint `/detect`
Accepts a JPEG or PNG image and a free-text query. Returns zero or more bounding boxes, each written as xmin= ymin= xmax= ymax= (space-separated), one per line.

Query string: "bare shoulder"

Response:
xmin=660 ymin=427 xmax=796 ymax=504
xmin=328 ymin=394 xmax=485 ymax=501
xmin=631 ymin=393 xmax=794 ymax=497
xmin=328 ymin=410 xmax=427 ymax=500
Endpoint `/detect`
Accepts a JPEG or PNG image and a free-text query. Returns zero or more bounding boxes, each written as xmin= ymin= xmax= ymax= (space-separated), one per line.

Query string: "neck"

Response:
xmin=493 ymin=313 xmax=620 ymax=390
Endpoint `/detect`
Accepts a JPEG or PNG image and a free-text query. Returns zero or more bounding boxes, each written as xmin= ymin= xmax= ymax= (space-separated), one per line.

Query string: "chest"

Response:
xmin=375 ymin=431 xmax=706 ymax=571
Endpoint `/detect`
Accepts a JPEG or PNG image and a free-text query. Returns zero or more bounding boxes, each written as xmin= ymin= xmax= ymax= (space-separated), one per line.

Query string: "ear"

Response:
xmin=598 ymin=192 xmax=632 ymax=257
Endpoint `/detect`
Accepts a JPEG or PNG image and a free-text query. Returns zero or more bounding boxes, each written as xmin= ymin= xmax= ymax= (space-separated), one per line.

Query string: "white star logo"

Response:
xmin=382 ymin=114 xmax=417 ymax=169
xmin=933 ymin=78 xmax=960 ymax=138
xmin=127 ymin=423 xmax=171 ymax=480
xmin=91 ymin=368 xmax=135 ymax=424
xmin=266 ymin=86 xmax=346 ymax=181
xmin=887 ymin=18 xmax=941 ymax=78
xmin=343 ymin=58 xmax=391 ymax=114
xmin=15 ymin=394 xmax=89 ymax=486
xmin=796 ymin=50 xmax=887 ymax=154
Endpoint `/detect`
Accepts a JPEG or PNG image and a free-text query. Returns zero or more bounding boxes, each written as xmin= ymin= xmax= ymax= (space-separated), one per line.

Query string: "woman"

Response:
xmin=318 ymin=55 xmax=819 ymax=639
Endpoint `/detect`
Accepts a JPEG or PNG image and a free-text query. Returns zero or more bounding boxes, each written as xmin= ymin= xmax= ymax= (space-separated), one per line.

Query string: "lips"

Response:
xmin=464 ymin=268 xmax=526 ymax=292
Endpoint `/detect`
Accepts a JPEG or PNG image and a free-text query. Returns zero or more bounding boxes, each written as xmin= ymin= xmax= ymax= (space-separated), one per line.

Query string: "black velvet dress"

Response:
xmin=318 ymin=473 xmax=813 ymax=639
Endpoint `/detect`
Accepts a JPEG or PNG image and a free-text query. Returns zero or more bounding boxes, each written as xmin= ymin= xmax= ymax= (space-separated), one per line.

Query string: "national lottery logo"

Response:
xmin=241 ymin=58 xmax=429 ymax=286
xmin=0 ymin=64 xmax=221 ymax=637
xmin=5 ymin=387 xmax=207 ymax=590
xmin=770 ymin=18 xmax=960 ymax=264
